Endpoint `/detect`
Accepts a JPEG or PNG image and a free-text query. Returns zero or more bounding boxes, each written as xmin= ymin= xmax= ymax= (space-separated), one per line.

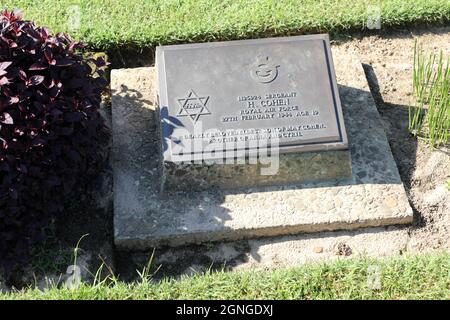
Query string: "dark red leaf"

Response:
xmin=50 ymin=108 xmax=63 ymax=117
xmin=45 ymin=176 xmax=60 ymax=187
xmin=55 ymin=57 xmax=74 ymax=66
xmin=69 ymin=78 xmax=84 ymax=88
xmin=1 ymin=112 xmax=13 ymax=124
xmin=40 ymin=27 xmax=49 ymax=39
xmin=64 ymin=112 xmax=83 ymax=123
xmin=9 ymin=188 xmax=18 ymax=199
xmin=7 ymin=96 xmax=19 ymax=105
xmin=28 ymin=75 xmax=44 ymax=86
xmin=60 ymin=127 xmax=74 ymax=135
xmin=0 ymin=77 xmax=10 ymax=85
xmin=0 ymin=61 xmax=13 ymax=70
xmin=18 ymin=69 xmax=27 ymax=81
xmin=31 ymin=137 xmax=46 ymax=146
xmin=29 ymin=62 xmax=47 ymax=70
xmin=0 ymin=161 xmax=10 ymax=171
xmin=68 ymin=149 xmax=81 ymax=162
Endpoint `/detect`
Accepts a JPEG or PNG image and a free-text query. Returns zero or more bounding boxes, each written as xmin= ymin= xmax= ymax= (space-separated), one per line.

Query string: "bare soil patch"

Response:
xmin=340 ymin=27 xmax=450 ymax=252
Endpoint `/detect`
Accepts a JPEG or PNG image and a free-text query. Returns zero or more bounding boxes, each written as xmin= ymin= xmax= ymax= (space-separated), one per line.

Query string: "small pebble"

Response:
xmin=314 ymin=246 xmax=324 ymax=253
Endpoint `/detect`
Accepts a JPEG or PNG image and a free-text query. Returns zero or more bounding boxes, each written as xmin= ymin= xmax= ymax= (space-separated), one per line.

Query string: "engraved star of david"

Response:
xmin=176 ymin=89 xmax=211 ymax=124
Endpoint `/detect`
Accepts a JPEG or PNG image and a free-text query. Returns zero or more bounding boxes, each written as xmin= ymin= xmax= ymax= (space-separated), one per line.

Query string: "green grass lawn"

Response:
xmin=2 ymin=0 xmax=450 ymax=51
xmin=2 ymin=252 xmax=449 ymax=300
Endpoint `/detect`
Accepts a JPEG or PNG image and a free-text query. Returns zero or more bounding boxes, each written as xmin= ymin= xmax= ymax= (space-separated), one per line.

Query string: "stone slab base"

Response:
xmin=163 ymin=149 xmax=352 ymax=191
xmin=111 ymin=51 xmax=413 ymax=250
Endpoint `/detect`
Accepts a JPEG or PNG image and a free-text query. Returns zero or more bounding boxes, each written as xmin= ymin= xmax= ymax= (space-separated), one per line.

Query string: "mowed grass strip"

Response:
xmin=2 ymin=0 xmax=450 ymax=51
xmin=1 ymin=253 xmax=449 ymax=300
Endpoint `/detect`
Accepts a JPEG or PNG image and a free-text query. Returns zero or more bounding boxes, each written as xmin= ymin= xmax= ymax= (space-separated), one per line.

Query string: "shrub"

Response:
xmin=0 ymin=10 xmax=108 ymax=273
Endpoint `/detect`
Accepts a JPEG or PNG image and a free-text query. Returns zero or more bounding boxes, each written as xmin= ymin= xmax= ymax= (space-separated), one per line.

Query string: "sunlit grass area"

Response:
xmin=2 ymin=253 xmax=449 ymax=300
xmin=2 ymin=0 xmax=449 ymax=51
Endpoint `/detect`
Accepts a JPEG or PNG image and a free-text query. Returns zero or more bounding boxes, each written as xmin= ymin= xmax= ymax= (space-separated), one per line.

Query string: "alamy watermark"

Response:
xmin=166 ymin=120 xmax=281 ymax=175
xmin=66 ymin=5 xmax=81 ymax=33
xmin=367 ymin=5 xmax=382 ymax=30
xmin=366 ymin=265 xmax=382 ymax=290
xmin=65 ymin=264 xmax=81 ymax=289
